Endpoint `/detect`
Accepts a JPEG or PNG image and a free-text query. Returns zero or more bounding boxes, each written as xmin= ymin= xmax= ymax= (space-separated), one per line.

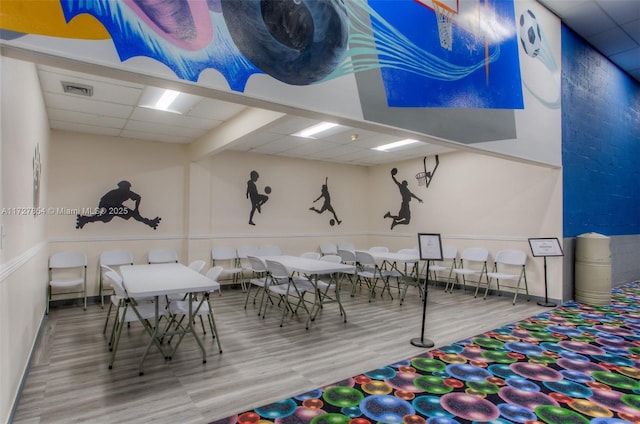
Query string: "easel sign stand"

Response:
xmin=528 ymin=237 xmax=564 ymax=307
xmin=411 ymin=233 xmax=443 ymax=348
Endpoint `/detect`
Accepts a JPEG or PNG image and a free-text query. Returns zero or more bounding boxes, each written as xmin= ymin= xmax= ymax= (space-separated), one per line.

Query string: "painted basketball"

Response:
xmin=264 ymin=186 xmax=271 ymax=194
xmin=391 ymin=168 xmax=398 ymax=176
xmin=330 ymin=219 xmax=335 ymax=226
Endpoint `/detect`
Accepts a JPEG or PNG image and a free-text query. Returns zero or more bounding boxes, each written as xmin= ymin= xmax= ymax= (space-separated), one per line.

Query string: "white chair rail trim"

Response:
xmin=48 ymin=234 xmax=185 ymax=243
xmin=0 ymin=241 xmax=47 ymax=284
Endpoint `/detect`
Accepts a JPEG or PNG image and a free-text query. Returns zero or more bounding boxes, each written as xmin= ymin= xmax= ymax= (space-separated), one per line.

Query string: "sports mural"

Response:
xmin=2 ymin=0 xmax=525 ymax=109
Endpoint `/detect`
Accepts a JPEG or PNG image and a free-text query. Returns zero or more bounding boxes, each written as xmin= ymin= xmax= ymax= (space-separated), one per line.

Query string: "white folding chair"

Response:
xmin=355 ymin=250 xmax=394 ymax=302
xmin=98 ymin=249 xmax=134 ymax=308
xmin=237 ymin=245 xmax=260 ymax=290
xmin=428 ymin=246 xmax=457 ymax=291
xmin=486 ymin=249 xmax=530 ymax=304
xmin=211 ymin=247 xmax=243 ymax=289
xmin=166 ymin=266 xmax=223 ymax=353
xmin=451 ymin=248 xmax=489 ymax=297
xmin=148 ymin=248 xmax=178 ymax=264
xmin=47 ymin=252 xmax=88 ymax=314
xmin=165 ymin=260 xmax=206 ymax=304
xmin=337 ymin=241 xmax=355 ymax=251
xmin=301 ymin=251 xmax=321 ymax=260
xmin=104 ymin=270 xmax=167 ymax=370
xmin=337 ymin=249 xmax=358 ymax=296
xmin=263 ymin=260 xmax=313 ymax=327
xmin=319 ymin=242 xmax=338 ymax=256
xmin=244 ymin=256 xmax=270 ymax=313
xmin=396 ymin=248 xmax=422 ymax=305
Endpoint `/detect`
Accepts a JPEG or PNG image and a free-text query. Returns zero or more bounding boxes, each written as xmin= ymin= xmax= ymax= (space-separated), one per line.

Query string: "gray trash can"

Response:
xmin=574 ymin=232 xmax=611 ymax=306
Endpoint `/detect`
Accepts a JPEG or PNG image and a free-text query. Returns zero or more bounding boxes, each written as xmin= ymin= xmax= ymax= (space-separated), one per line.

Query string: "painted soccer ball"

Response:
xmin=519 ymin=9 xmax=542 ymax=58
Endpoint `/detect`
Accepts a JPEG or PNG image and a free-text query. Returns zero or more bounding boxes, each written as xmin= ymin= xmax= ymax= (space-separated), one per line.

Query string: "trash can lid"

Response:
xmin=577 ymin=232 xmax=609 ymax=239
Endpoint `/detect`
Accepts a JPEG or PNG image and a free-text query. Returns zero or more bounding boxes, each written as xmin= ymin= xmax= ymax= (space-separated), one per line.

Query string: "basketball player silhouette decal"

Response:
xmin=310 ymin=176 xmax=341 ymax=226
xmin=76 ymin=181 xmax=161 ymax=230
xmin=384 ymin=168 xmax=423 ymax=230
xmin=246 ymin=170 xmax=270 ymax=226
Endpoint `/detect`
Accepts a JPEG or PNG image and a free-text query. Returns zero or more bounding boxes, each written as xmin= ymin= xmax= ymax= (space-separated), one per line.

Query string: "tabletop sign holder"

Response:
xmin=528 ymin=237 xmax=563 ymax=307
xmin=411 ymin=233 xmax=443 ymax=348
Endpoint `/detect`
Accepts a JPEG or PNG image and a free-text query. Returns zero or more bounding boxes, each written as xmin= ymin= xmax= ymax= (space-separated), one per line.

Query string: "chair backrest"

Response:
xmin=105 ymin=270 xmax=126 ymax=298
xmin=319 ymin=243 xmax=338 ymax=255
xmin=460 ymin=248 xmax=489 ymax=263
xmin=211 ymin=247 xmax=238 ymax=261
xmin=494 ymin=249 xmax=527 ymax=266
xmin=49 ymin=252 xmax=87 ymax=269
xmin=355 ymin=250 xmax=376 ymax=266
xmin=265 ymin=260 xmax=290 ymax=280
xmin=188 ymin=260 xmax=206 ymax=273
xmin=320 ymin=254 xmax=342 ymax=263
xmin=101 ymin=264 xmax=116 ymax=274
xmin=442 ymin=246 xmax=458 ymax=260
xmin=205 ymin=266 xmax=224 ymax=281
xmin=259 ymin=244 xmax=282 ymax=256
xmin=237 ymin=245 xmax=259 ymax=259
xmin=338 ymin=249 xmax=356 ymax=263
xmin=148 ymin=248 xmax=178 ymax=264
xmin=99 ymin=250 xmax=133 ymax=267
xmin=337 ymin=241 xmax=355 ymax=250
xmin=369 ymin=246 xmax=389 ymax=253
xmin=301 ymin=252 xmax=321 ymax=260
xmin=247 ymin=256 xmax=268 ymax=273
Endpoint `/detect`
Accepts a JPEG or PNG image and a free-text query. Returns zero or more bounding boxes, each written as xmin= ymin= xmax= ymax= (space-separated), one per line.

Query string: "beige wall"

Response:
xmin=46 ymin=135 xmax=562 ymax=302
xmin=366 ymin=153 xmax=563 ymax=300
xmin=1 ymin=57 xmax=50 ymax=424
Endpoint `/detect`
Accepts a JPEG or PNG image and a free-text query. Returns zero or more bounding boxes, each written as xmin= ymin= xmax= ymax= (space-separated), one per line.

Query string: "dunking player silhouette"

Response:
xmin=310 ymin=176 xmax=341 ymax=225
xmin=76 ymin=180 xmax=161 ymax=229
xmin=384 ymin=168 xmax=422 ymax=230
xmin=246 ymin=170 xmax=269 ymax=226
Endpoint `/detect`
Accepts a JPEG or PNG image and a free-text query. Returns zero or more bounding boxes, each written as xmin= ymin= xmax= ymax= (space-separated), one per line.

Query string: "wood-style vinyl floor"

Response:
xmin=12 ymin=280 xmax=548 ymax=424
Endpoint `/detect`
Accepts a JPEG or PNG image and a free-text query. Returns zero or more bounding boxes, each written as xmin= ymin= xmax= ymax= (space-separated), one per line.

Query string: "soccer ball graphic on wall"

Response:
xmin=519 ymin=9 xmax=542 ymax=58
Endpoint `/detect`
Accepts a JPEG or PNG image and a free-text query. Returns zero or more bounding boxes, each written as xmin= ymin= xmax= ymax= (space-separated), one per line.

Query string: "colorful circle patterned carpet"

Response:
xmin=211 ymin=282 xmax=640 ymax=424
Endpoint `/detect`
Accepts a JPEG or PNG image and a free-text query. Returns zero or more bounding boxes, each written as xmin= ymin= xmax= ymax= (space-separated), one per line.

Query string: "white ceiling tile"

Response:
xmin=188 ymin=98 xmax=248 ymax=120
xmin=120 ymin=129 xmax=192 ymax=143
xmin=129 ymin=107 xmax=223 ymax=130
xmin=124 ymin=119 xmax=207 ymax=138
xmin=44 ymin=92 xmax=134 ymax=118
xmin=50 ymin=120 xmax=122 ymax=137
xmin=47 ymin=108 xmax=127 ymax=129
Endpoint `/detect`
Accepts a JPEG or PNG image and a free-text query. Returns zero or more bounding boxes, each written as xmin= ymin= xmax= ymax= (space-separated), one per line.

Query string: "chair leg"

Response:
xmin=103 ymin=300 xmax=114 ymax=334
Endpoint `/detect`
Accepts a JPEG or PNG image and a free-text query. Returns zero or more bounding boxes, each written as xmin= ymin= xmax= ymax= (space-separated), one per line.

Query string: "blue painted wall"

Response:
xmin=562 ymin=26 xmax=640 ymax=238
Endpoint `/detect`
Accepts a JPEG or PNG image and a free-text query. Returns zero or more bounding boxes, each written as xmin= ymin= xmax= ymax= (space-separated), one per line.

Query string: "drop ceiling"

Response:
xmin=34 ymin=1 xmax=638 ymax=166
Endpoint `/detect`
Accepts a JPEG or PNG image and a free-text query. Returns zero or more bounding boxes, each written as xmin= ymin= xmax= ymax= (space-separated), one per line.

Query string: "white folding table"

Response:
xmin=120 ymin=263 xmax=220 ymax=375
xmin=261 ymin=255 xmax=356 ymax=329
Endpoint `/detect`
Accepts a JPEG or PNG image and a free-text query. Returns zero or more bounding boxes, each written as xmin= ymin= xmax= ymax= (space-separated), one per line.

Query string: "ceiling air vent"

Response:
xmin=61 ymin=81 xmax=93 ymax=97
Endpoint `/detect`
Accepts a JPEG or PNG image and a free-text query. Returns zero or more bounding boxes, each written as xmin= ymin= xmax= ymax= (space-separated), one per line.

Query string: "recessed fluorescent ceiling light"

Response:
xmin=155 ymin=89 xmax=180 ymax=110
xmin=372 ymin=139 xmax=420 ymax=152
xmin=138 ymin=87 xmax=201 ymax=114
xmin=293 ymin=122 xmax=339 ymax=138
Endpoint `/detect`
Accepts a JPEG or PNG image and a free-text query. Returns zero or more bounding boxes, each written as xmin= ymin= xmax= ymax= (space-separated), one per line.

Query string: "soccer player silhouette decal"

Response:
xmin=310 ymin=176 xmax=341 ymax=226
xmin=246 ymin=170 xmax=270 ymax=226
xmin=76 ymin=181 xmax=161 ymax=230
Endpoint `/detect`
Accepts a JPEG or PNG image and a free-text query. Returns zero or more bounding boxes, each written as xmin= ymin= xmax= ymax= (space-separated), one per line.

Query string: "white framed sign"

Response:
xmin=528 ymin=237 xmax=564 ymax=257
xmin=418 ymin=233 xmax=443 ymax=261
